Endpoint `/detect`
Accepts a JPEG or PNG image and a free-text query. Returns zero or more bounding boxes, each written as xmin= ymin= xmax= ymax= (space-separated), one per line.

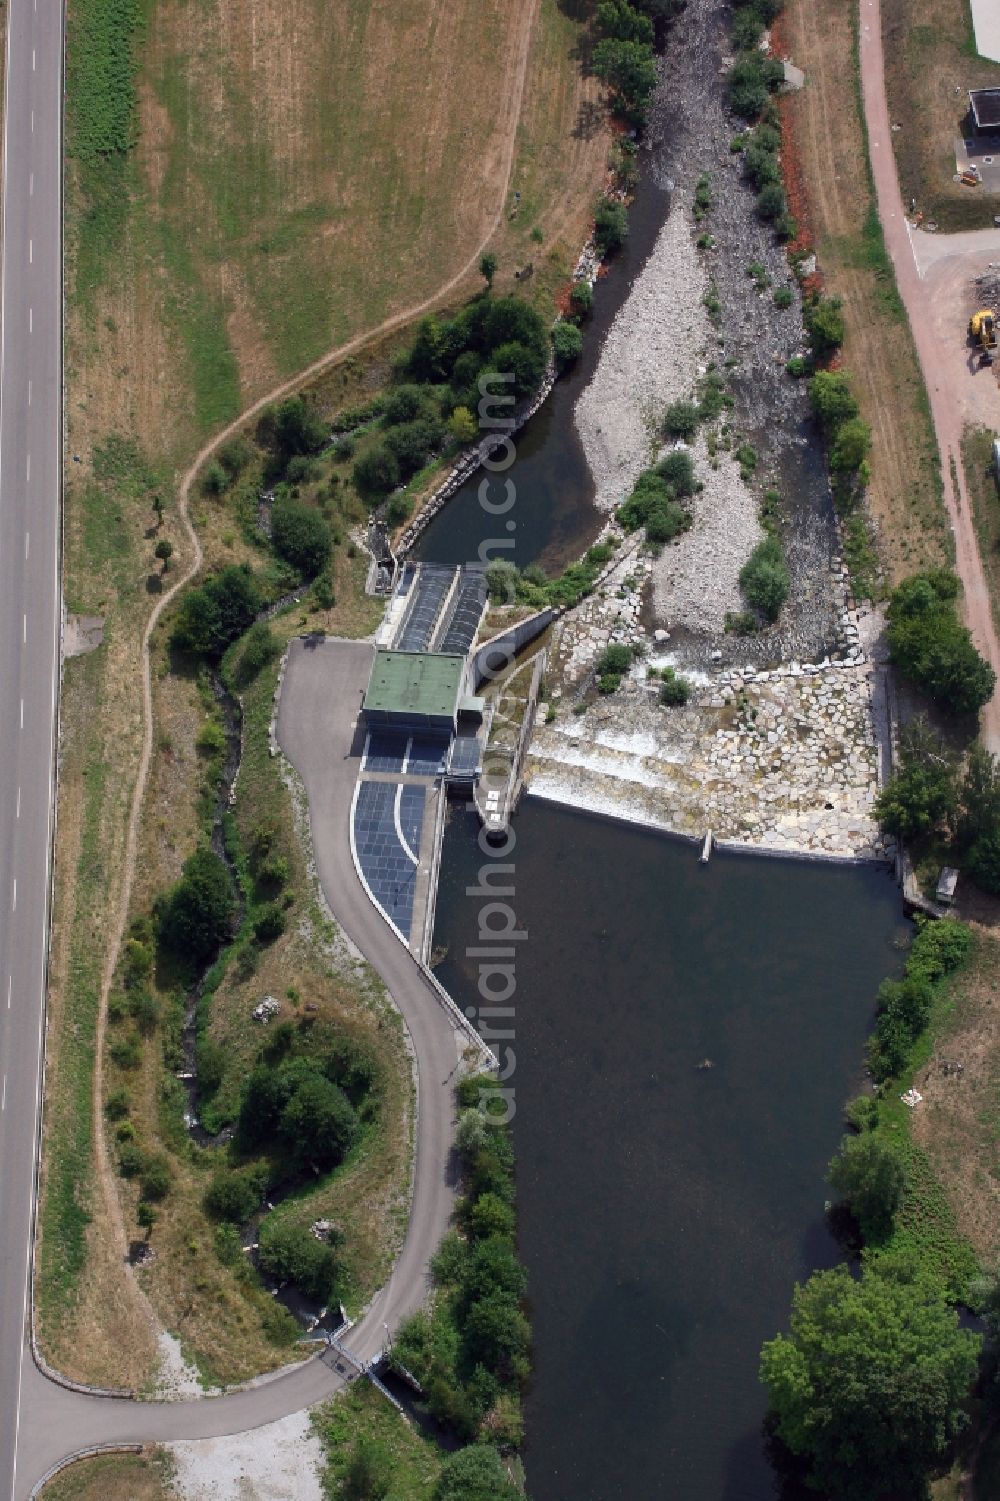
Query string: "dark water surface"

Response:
xmin=413 ymin=173 xmax=670 ymax=574
xmin=432 ymin=798 xmax=907 ymax=1501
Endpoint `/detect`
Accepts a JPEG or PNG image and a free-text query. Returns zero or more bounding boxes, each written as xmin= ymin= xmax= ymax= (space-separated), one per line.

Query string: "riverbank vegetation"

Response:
xmin=393 ymin=1076 xmax=531 ymax=1457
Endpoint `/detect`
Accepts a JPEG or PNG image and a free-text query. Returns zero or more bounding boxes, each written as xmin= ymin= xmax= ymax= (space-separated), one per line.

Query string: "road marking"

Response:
xmin=32 ymin=47 xmax=35 ymax=70
xmin=28 ymin=307 xmax=32 ymax=333
xmin=19 ymin=698 xmax=23 ymax=728
xmin=29 ymin=172 xmax=33 ymax=197
xmin=23 ymin=612 xmax=26 ymax=644
xmin=16 ymin=786 xmax=20 ymax=819
xmin=2 ymin=1076 xmax=6 ymax=1111
xmin=6 ymin=976 xmax=11 ymax=1010
xmin=27 ymin=379 xmax=31 ymax=407
xmin=25 ymin=453 xmax=29 ymax=482
xmin=30 ymin=108 xmax=34 ymax=133
xmin=24 ymin=531 xmax=29 ymax=559
xmin=28 ymin=240 xmax=32 ymax=264
xmin=11 ymin=879 xmax=16 ymax=911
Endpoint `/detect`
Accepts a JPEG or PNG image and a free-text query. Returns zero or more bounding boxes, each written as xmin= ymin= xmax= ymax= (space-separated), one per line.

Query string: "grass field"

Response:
xmin=315 ymin=1383 xmax=443 ymax=1498
xmin=784 ymin=0 xmax=948 ymax=584
xmin=43 ymin=0 xmax=611 ymax=1386
xmin=883 ymin=0 xmax=1000 ymax=230
xmin=41 ymin=1451 xmax=175 ymax=1501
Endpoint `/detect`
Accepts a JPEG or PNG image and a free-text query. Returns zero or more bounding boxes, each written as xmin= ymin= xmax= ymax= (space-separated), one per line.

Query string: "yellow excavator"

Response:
xmin=970 ymin=308 xmax=998 ymax=364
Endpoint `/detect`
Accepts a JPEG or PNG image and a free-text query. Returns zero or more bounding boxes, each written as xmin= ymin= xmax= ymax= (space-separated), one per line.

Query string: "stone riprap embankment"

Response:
xmin=527 ymin=663 xmax=886 ymax=860
xmin=575 ymin=203 xmax=709 ymax=513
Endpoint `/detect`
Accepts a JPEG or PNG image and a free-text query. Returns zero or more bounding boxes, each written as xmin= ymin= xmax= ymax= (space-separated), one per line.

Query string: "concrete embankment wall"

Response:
xmin=473 ymin=610 xmax=554 ymax=689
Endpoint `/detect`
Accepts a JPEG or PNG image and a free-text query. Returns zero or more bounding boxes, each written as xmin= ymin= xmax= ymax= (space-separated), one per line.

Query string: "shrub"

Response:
xmin=352 ymin=444 xmax=400 ymax=502
xmin=596 ymin=643 xmax=637 ymax=677
xmin=659 ymin=668 xmax=691 ymax=705
xmin=744 ymin=143 xmax=781 ymax=189
xmin=383 ymin=416 xmax=444 ymax=478
xmin=140 ymin=1155 xmax=173 ymax=1202
xmin=118 ymin=1140 xmax=146 ymax=1178
xmin=727 ymin=52 xmax=784 ymax=120
xmin=448 ymin=405 xmax=477 ymax=444
xmin=657 ymin=449 xmax=696 ymax=496
xmin=484 ymin=558 xmax=520 ymax=604
xmin=786 ymin=355 xmax=808 ymax=378
xmin=739 ymin=537 xmax=790 ymax=621
xmin=202 ymin=461 xmax=228 ymax=497
xmin=273 ymin=396 xmax=327 ymax=458
xmin=105 ymin=1088 xmax=130 ymax=1121
xmin=873 ymin=721 xmax=957 ymax=839
xmin=844 ymin=1094 xmax=879 ymax=1133
xmin=434 ymin=1445 xmax=512 ymax=1501
xmin=553 ymin=320 xmax=584 ymax=370
xmin=828 ymin=1133 xmax=905 ymax=1243
xmin=271 ymin=498 xmax=331 ymax=578
xmin=257 ymin=1218 xmax=340 ymax=1302
xmin=591 ymin=37 xmax=658 ymax=125
xmin=830 ymin=417 xmax=871 ymax=474
xmin=808 ymin=370 xmax=859 ymax=436
xmin=158 ymin=846 xmax=234 ymax=965
xmin=171 ymin=564 xmax=261 ymax=660
xmin=645 ymin=502 xmax=688 ymax=544
xmin=773 ymin=287 xmax=793 ymax=310
xmin=109 ymin=1034 xmax=142 ymax=1070
xmin=218 ymin=435 xmax=252 ymax=479
xmin=594 ymin=197 xmax=629 ymax=256
xmin=252 ymin=903 xmax=286 ymax=945
xmin=663 ymin=401 xmax=700 ymax=440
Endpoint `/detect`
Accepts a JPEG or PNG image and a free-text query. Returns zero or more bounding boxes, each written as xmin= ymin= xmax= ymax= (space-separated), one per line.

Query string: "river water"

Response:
xmin=431 ymin=801 xmax=908 ymax=1500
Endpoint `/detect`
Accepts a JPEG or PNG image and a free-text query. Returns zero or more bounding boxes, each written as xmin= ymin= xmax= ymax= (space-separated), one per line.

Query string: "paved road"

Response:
xmin=859 ymin=0 xmax=1000 ymax=751
xmin=0 ymin=0 xmax=66 ymax=1495
xmin=9 ymin=639 xmax=476 ymax=1496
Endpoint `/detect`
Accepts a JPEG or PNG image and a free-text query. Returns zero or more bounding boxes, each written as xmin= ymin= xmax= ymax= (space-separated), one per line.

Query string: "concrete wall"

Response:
xmin=472 ymin=608 xmax=554 ymax=689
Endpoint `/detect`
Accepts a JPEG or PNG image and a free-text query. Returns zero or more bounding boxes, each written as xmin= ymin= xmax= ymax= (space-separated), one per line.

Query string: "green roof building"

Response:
xmin=363 ymin=649 xmax=465 ymax=731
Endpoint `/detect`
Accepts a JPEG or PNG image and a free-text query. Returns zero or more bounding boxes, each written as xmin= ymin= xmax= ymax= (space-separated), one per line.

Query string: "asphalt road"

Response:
xmin=8 ymin=640 xmax=476 ymax=1497
xmin=0 ymin=0 xmax=66 ymax=1494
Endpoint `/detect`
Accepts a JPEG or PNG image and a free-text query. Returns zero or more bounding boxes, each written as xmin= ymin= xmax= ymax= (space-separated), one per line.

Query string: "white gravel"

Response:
xmin=650 ymin=436 xmax=764 ymax=633
xmin=154 ymin=1331 xmax=206 ymax=1400
xmin=167 ymin=1410 xmax=324 ymax=1501
xmin=575 ymin=201 xmax=708 ymax=513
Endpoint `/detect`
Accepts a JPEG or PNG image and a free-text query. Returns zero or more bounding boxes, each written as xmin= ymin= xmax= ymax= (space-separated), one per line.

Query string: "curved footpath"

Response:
xmin=858 ymin=0 xmax=1000 ymax=751
xmin=13 ymin=640 xmax=475 ymax=1496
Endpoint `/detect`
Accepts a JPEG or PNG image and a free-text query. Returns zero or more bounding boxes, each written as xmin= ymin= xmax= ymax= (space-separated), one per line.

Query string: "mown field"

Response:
xmin=784 ymin=0 xmax=947 ymax=585
xmin=40 ymin=1451 xmax=175 ymax=1501
xmin=42 ymin=0 xmax=612 ymax=1386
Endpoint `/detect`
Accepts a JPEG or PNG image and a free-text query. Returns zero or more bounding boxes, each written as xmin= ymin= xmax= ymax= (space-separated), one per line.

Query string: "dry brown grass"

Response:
xmin=883 ymin=0 xmax=1000 ymax=230
xmin=40 ymin=1450 xmax=175 ymax=1501
xmin=785 ymin=0 xmax=947 ymax=583
xmin=912 ymin=924 xmax=1000 ymax=1264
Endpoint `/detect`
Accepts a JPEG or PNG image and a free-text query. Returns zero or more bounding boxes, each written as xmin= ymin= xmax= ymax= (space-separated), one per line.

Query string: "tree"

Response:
xmin=352 ymin=444 xmax=400 ymax=502
xmin=874 ymin=732 xmax=957 ymax=839
xmin=657 ymin=449 xmax=696 ymax=496
xmin=755 ymin=182 xmax=787 ymax=222
xmin=233 ymin=620 xmax=280 ymax=687
xmin=662 ymin=401 xmax=699 ymax=440
xmin=761 ymin=1261 xmax=979 ymax=1501
xmin=271 ymin=497 xmax=331 ymax=578
xmin=204 ymin=1165 xmax=267 ymax=1223
xmin=171 ymin=564 xmax=261 ymax=660
xmin=279 ymin=1073 xmax=358 ymax=1169
xmin=140 ymin=1154 xmax=173 ymax=1203
xmin=485 ymin=558 xmax=520 ymax=605
xmin=957 ymin=742 xmax=1000 ymax=849
xmin=202 ymin=461 xmax=228 ymax=496
xmin=809 ymin=371 xmax=859 ymax=437
xmin=967 ymin=831 xmax=1000 ymax=895
xmin=479 ymin=252 xmax=497 ymax=290
xmin=449 ymin=406 xmax=477 ymax=444
xmin=597 ymin=0 xmax=655 ymax=44
xmin=828 ymin=1134 xmax=906 ymax=1242
xmin=805 ymin=295 xmax=846 ymax=358
xmin=434 ymin=1445 xmax=513 ymax=1501
xmin=273 ymin=395 xmax=326 ymax=459
xmin=158 ymin=846 xmax=234 ymax=965
xmin=552 ymin=320 xmax=583 ymax=370
xmin=592 ymin=38 xmax=658 ymax=123
xmin=594 ymin=198 xmax=628 ymax=256
xmin=569 ymin=280 xmax=593 ymax=319
xmin=830 ymin=416 xmax=871 ymax=473
xmin=384 ymin=416 xmax=444 ymax=478
xmin=154 ymin=538 xmax=173 ymax=572
xmin=887 ymin=571 xmax=996 ymax=718
xmin=257 ymin=1217 xmax=340 ymax=1302
xmin=739 ymin=537 xmax=790 ymax=622
xmin=136 ymin=1201 xmax=158 ymax=1238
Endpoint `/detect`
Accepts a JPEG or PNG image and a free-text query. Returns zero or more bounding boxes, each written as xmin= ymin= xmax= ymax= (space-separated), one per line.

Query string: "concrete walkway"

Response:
xmin=971 ymin=0 xmax=1000 ymax=64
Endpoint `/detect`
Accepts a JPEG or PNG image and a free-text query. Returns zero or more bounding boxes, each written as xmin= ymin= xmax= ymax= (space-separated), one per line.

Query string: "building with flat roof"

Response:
xmin=969 ymin=88 xmax=1000 ymax=134
xmin=362 ymin=649 xmax=465 ymax=731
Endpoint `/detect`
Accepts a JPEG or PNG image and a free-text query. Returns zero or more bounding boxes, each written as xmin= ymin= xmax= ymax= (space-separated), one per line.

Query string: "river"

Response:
xmin=431 ymin=800 xmax=907 ymax=1500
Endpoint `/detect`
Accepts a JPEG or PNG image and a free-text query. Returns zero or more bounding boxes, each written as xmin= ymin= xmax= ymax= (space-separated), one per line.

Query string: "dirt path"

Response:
xmin=858 ymin=0 xmax=1000 ymax=750
xmin=83 ymin=0 xmax=544 ymax=1374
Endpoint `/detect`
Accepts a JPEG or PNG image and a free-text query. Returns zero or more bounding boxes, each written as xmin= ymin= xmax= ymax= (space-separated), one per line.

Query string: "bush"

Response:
xmin=257 ymin=1218 xmax=340 ymax=1302
xmin=727 ymin=52 xmax=784 ymax=120
xmin=233 ymin=621 xmax=280 ymax=686
xmin=553 ymin=320 xmax=584 ymax=370
xmin=830 ymin=416 xmax=871 ymax=474
xmin=273 ymin=396 xmax=327 ymax=459
xmin=744 ymin=143 xmax=780 ymax=189
xmin=591 ymin=37 xmax=658 ymax=125
xmin=105 ymin=1088 xmax=130 ymax=1121
xmin=659 ymin=668 xmax=691 ymax=705
xmin=271 ymin=498 xmax=331 ymax=578
xmin=434 ymin=1445 xmax=512 ymax=1501
xmin=118 ymin=1140 xmax=146 ymax=1178
xmin=594 ymin=197 xmax=628 ymax=256
xmin=218 ymin=435 xmax=252 ymax=479
xmin=383 ymin=416 xmax=444 ymax=478
xmin=657 ymin=449 xmax=696 ymax=496
xmin=739 ymin=537 xmax=790 ymax=621
xmin=382 ymin=384 xmax=435 ymax=426
xmin=171 ymin=565 xmax=262 ymax=660
xmin=352 ymin=444 xmax=400 ymax=501
xmin=808 ymin=370 xmax=859 ymax=437
xmin=484 ymin=558 xmax=520 ymax=605
xmin=773 ymin=287 xmax=793 ymax=310
xmin=140 ymin=1154 xmax=173 ymax=1202
xmin=663 ymin=401 xmax=700 ymax=440
xmin=596 ymin=643 xmax=637 ymax=677
xmin=873 ymin=723 xmax=957 ymax=839
xmin=158 ymin=846 xmax=234 ymax=966
xmin=252 ymin=903 xmax=286 ymax=945
xmin=202 ymin=461 xmax=228 ymax=497
xmin=570 ymin=280 xmax=593 ymax=319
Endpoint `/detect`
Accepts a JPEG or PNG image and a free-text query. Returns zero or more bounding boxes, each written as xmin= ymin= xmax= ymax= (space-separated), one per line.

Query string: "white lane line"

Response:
xmin=28 ymin=240 xmax=32 ymax=264
xmin=31 ymin=47 xmax=35 ymax=69
xmin=22 ymin=613 xmax=26 ymax=644
xmin=25 ymin=453 xmax=29 ymax=482
xmin=6 ymin=976 xmax=11 ymax=1009
xmin=24 ymin=530 xmax=29 ymax=559
xmin=28 ymin=307 xmax=32 ymax=333
xmin=2 ymin=1076 xmax=6 ymax=1111
xmin=30 ymin=108 xmax=34 ymax=133
xmin=19 ymin=698 xmax=23 ymax=728
xmin=27 ymin=379 xmax=31 ymax=407
xmin=29 ymin=172 xmax=33 ymax=196
xmin=11 ymin=879 xmax=16 ymax=912
xmin=16 ymin=786 xmax=20 ymax=818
